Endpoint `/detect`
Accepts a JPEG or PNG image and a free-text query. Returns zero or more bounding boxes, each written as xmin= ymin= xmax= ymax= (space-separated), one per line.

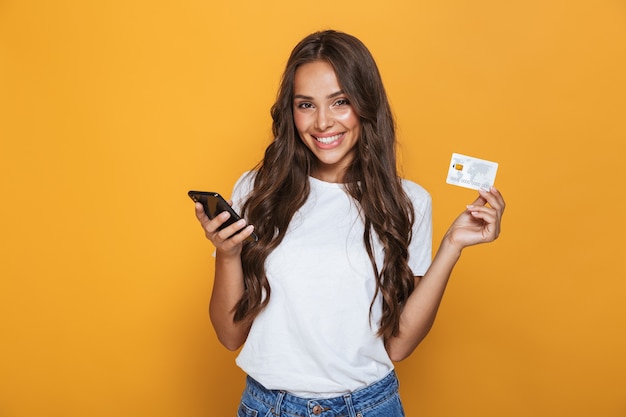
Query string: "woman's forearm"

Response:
xmin=209 ymin=251 xmax=251 ymax=350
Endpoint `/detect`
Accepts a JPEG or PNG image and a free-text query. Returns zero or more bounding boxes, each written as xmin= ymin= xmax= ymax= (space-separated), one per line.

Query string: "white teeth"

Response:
xmin=314 ymin=133 xmax=342 ymax=144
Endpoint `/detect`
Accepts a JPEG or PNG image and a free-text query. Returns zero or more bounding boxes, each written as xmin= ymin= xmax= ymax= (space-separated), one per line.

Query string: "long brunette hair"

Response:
xmin=234 ymin=30 xmax=416 ymax=340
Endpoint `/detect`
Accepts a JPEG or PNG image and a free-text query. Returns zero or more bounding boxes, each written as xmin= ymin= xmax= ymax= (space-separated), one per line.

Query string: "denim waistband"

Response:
xmin=244 ymin=371 xmax=399 ymax=417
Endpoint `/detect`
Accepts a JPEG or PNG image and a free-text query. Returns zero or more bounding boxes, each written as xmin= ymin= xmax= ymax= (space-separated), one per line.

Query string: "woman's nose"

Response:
xmin=314 ymin=108 xmax=333 ymax=130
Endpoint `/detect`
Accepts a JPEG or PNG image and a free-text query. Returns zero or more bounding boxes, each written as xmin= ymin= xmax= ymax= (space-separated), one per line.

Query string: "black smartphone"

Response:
xmin=188 ymin=190 xmax=258 ymax=243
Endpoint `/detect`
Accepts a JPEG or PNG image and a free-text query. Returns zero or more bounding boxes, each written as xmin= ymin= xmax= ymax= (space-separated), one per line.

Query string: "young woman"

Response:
xmin=194 ymin=30 xmax=505 ymax=416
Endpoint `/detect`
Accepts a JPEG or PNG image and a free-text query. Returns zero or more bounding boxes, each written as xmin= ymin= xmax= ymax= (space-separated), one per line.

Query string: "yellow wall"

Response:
xmin=1 ymin=1 xmax=625 ymax=416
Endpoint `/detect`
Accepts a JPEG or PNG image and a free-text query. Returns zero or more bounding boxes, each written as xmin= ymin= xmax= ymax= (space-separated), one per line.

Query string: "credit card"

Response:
xmin=446 ymin=153 xmax=498 ymax=190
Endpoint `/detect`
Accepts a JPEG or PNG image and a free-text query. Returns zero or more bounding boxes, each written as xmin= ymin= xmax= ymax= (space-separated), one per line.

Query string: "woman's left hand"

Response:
xmin=444 ymin=187 xmax=506 ymax=251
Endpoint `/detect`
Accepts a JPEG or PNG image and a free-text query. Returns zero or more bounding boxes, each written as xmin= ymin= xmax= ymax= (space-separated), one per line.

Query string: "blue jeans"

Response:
xmin=237 ymin=371 xmax=405 ymax=417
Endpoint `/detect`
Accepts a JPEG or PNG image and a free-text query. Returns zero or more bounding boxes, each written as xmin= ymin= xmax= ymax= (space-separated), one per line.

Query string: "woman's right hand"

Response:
xmin=194 ymin=202 xmax=255 ymax=257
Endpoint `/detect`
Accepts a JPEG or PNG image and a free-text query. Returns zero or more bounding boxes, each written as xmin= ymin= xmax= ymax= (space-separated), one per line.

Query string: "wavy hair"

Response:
xmin=234 ymin=30 xmax=416 ymax=340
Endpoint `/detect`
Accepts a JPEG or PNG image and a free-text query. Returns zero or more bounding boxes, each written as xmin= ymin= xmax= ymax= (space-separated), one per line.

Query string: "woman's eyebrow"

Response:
xmin=327 ymin=90 xmax=345 ymax=99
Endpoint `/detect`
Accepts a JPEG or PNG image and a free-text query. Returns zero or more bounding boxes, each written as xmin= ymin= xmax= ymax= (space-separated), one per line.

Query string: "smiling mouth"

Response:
xmin=313 ymin=133 xmax=343 ymax=144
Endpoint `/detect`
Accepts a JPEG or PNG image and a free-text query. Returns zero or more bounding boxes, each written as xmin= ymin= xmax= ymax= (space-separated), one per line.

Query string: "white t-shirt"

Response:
xmin=231 ymin=172 xmax=432 ymax=397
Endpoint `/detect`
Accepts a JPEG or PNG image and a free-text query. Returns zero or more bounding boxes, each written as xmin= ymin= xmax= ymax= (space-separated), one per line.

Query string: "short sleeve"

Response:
xmin=402 ymin=179 xmax=433 ymax=276
xmin=230 ymin=171 xmax=256 ymax=215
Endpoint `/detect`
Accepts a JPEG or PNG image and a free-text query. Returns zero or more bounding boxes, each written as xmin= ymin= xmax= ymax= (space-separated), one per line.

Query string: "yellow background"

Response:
xmin=1 ymin=0 xmax=625 ymax=416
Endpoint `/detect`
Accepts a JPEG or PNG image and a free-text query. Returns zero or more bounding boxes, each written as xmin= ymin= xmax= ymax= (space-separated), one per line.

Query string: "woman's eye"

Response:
xmin=335 ymin=98 xmax=350 ymax=106
xmin=297 ymin=102 xmax=314 ymax=109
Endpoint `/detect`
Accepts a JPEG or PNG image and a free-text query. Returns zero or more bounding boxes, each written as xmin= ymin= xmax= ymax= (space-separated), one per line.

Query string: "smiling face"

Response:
xmin=292 ymin=60 xmax=361 ymax=183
